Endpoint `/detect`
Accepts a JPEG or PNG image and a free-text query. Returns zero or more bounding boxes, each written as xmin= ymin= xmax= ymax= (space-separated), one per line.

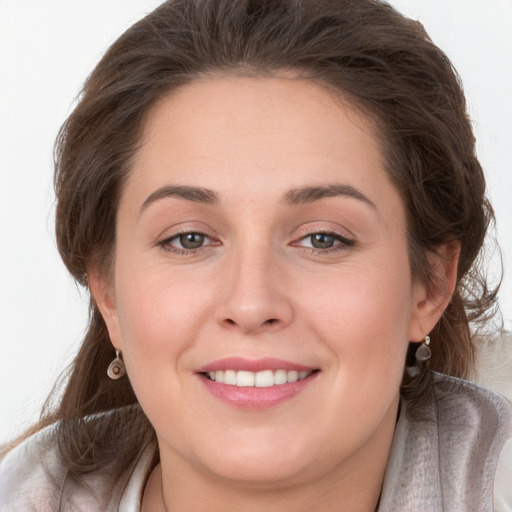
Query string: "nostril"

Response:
xmin=219 ymin=306 xmax=291 ymax=333
xmin=222 ymin=317 xmax=279 ymax=330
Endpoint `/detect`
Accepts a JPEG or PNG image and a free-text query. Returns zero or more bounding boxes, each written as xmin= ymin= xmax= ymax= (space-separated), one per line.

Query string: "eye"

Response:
xmin=308 ymin=233 xmax=338 ymax=249
xmin=294 ymin=232 xmax=354 ymax=251
xmin=176 ymin=233 xmax=207 ymax=249
xmin=161 ymin=232 xmax=213 ymax=251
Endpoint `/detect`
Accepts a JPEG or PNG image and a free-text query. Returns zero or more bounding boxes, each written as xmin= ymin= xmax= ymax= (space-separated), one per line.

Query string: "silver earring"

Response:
xmin=415 ymin=335 xmax=432 ymax=362
xmin=107 ymin=350 xmax=126 ymax=380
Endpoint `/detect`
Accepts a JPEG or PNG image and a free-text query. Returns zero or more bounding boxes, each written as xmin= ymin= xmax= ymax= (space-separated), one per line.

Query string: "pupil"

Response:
xmin=180 ymin=233 xmax=204 ymax=249
xmin=311 ymin=234 xmax=334 ymax=249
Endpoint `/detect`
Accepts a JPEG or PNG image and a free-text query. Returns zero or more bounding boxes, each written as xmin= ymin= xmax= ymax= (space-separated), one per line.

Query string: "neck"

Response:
xmin=143 ymin=462 xmax=384 ymax=512
xmin=141 ymin=405 xmax=397 ymax=512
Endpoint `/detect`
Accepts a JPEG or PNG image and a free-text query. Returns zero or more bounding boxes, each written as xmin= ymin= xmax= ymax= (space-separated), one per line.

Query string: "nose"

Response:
xmin=215 ymin=244 xmax=294 ymax=335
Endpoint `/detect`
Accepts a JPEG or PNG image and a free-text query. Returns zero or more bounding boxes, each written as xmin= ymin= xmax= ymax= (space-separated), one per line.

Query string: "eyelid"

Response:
xmin=290 ymin=225 xmax=356 ymax=253
xmin=293 ymin=223 xmax=354 ymax=241
xmin=156 ymin=226 xmax=221 ymax=253
xmin=168 ymin=232 xmax=211 ymax=248
xmin=294 ymin=232 xmax=354 ymax=247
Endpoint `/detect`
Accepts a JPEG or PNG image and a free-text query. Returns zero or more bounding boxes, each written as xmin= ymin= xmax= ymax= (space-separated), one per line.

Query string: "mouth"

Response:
xmin=196 ymin=358 xmax=320 ymax=409
xmin=201 ymin=369 xmax=316 ymax=387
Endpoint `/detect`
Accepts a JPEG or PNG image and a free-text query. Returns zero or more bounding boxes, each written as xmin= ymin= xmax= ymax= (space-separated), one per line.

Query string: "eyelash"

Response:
xmin=157 ymin=231 xmax=218 ymax=255
xmin=292 ymin=230 xmax=355 ymax=255
xmin=157 ymin=229 xmax=354 ymax=256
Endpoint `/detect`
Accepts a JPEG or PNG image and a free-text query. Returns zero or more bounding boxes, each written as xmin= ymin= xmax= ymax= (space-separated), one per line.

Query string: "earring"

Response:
xmin=107 ymin=350 xmax=126 ymax=380
xmin=415 ymin=335 xmax=432 ymax=362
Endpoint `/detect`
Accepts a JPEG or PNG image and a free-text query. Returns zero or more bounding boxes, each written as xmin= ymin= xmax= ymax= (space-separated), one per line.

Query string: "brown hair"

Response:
xmin=18 ymin=0 xmax=500 ymax=481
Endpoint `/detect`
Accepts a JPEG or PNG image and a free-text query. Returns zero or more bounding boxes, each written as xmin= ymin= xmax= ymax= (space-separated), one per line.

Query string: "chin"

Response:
xmin=203 ymin=455 xmax=309 ymax=488
xmin=190 ymin=427 xmax=320 ymax=487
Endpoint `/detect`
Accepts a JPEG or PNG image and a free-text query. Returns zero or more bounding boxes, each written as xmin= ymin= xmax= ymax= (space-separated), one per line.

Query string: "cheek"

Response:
xmin=111 ymin=254 xmax=204 ymax=369
xmin=301 ymin=255 xmax=414 ymax=385
xmin=115 ymin=275 xmax=199 ymax=351
xmin=111 ymin=270 xmax=198 ymax=421
xmin=306 ymin=260 xmax=413 ymax=338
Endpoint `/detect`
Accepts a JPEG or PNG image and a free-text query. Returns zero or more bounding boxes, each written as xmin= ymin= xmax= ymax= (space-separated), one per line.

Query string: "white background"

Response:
xmin=1 ymin=0 xmax=511 ymax=443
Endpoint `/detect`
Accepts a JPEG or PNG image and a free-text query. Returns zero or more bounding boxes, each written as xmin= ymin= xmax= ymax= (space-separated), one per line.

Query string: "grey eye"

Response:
xmin=310 ymin=233 xmax=336 ymax=249
xmin=179 ymin=233 xmax=205 ymax=249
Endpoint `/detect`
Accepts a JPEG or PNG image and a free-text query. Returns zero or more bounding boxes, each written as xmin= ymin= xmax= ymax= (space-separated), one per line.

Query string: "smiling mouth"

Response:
xmin=202 ymin=369 xmax=318 ymax=387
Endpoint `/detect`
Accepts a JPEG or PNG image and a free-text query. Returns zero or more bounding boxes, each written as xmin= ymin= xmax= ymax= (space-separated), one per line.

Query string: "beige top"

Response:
xmin=0 ymin=374 xmax=511 ymax=511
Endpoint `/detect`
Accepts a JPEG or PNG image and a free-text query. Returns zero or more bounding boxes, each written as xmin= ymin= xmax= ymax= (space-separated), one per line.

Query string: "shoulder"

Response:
xmin=0 ymin=410 xmax=153 ymax=512
xmin=449 ymin=374 xmax=512 ymax=512
xmin=0 ymin=423 xmax=64 ymax=511
xmin=430 ymin=374 xmax=512 ymax=510
xmin=431 ymin=374 xmax=512 ymax=480
xmin=431 ymin=372 xmax=512 ymax=432
xmin=380 ymin=373 xmax=512 ymax=511
xmin=437 ymin=375 xmax=512 ymax=512
xmin=496 ymin=435 xmax=512 ymax=512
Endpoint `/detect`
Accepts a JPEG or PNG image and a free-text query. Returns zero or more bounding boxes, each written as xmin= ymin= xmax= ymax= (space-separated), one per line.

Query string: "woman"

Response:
xmin=0 ymin=0 xmax=510 ymax=510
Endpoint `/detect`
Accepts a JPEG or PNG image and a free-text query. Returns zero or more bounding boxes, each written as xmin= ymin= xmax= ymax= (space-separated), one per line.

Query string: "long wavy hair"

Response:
xmin=7 ymin=0 xmax=500 ymax=483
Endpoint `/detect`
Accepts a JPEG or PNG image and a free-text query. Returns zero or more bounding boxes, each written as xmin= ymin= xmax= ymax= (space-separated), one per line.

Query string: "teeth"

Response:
xmin=255 ymin=370 xmax=274 ymax=388
xmin=224 ymin=370 xmax=237 ymax=385
xmin=287 ymin=370 xmax=299 ymax=383
xmin=206 ymin=369 xmax=313 ymax=387
xmin=274 ymin=369 xmax=287 ymax=385
xmin=236 ymin=371 xmax=255 ymax=387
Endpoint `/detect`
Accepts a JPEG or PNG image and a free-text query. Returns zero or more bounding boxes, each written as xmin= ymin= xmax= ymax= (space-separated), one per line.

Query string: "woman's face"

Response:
xmin=95 ymin=76 xmax=434 ymax=487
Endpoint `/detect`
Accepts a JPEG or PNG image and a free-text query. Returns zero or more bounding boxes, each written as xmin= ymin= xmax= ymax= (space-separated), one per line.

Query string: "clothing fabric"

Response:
xmin=379 ymin=374 xmax=512 ymax=511
xmin=1 ymin=373 xmax=511 ymax=511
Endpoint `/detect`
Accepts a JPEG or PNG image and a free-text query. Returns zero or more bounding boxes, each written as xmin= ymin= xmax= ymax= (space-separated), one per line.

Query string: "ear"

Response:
xmin=88 ymin=269 xmax=123 ymax=351
xmin=408 ymin=240 xmax=461 ymax=342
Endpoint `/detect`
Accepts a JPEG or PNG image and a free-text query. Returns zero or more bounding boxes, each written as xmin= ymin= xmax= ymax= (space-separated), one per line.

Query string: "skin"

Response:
xmin=90 ymin=75 xmax=458 ymax=511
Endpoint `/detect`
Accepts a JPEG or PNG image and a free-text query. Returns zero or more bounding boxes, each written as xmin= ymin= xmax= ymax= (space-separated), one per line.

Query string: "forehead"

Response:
xmin=123 ymin=75 xmax=400 ymax=218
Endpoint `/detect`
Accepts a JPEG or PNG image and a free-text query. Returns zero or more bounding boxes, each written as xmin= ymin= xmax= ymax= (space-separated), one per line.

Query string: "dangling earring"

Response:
xmin=415 ymin=335 xmax=432 ymax=362
xmin=107 ymin=350 xmax=126 ymax=380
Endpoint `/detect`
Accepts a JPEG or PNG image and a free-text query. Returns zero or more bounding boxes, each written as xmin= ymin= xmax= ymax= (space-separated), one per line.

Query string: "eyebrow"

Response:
xmin=140 ymin=185 xmax=219 ymax=212
xmin=140 ymin=182 xmax=376 ymax=213
xmin=282 ymin=184 xmax=377 ymax=208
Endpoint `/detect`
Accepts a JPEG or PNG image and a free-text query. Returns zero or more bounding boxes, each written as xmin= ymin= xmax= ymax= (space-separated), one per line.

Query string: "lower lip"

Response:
xmin=198 ymin=373 xmax=318 ymax=409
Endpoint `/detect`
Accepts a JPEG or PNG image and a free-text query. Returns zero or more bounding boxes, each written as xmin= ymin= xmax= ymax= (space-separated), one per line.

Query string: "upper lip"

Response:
xmin=196 ymin=357 xmax=317 ymax=373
